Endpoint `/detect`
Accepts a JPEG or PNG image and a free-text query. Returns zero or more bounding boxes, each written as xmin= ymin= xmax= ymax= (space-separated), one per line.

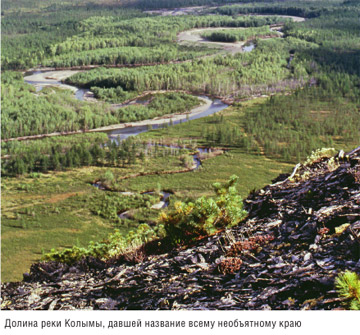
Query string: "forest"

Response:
xmin=1 ymin=71 xmax=201 ymax=139
xmin=65 ymin=35 xmax=308 ymax=98
xmin=201 ymin=26 xmax=280 ymax=43
xmin=2 ymin=0 xmax=360 ymax=283
xmin=1 ymin=134 xmax=194 ymax=176
xmin=204 ymin=73 xmax=360 ymax=161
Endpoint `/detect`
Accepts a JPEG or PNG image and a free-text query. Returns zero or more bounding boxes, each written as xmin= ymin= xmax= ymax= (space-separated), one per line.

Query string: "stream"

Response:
xmin=94 ymin=144 xmax=212 ymax=215
xmin=23 ymin=70 xmax=229 ymax=140
xmin=19 ymin=11 xmax=307 ymax=222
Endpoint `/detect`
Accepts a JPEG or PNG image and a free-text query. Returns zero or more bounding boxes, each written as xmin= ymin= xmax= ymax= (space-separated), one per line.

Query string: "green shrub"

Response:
xmin=304 ymin=148 xmax=337 ymax=166
xmin=159 ymin=175 xmax=247 ymax=244
xmin=43 ymin=223 xmax=160 ymax=264
xmin=335 ymin=271 xmax=360 ymax=310
xmin=44 ymin=176 xmax=247 ymax=264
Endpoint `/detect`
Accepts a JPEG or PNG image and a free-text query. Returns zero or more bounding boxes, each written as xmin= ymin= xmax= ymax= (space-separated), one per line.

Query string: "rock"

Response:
xmin=48 ymin=299 xmax=58 ymax=310
xmin=2 ymin=147 xmax=360 ymax=310
xmin=96 ymin=298 xmax=119 ymax=310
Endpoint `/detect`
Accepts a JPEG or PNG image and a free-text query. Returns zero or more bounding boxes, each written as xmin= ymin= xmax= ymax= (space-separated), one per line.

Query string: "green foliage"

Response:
xmin=2 ymin=134 xmax=108 ymax=176
xmin=242 ymin=76 xmax=360 ymax=162
xmin=107 ymin=93 xmax=201 ymax=120
xmin=202 ymin=25 xmax=279 ymax=43
xmin=1 ymin=3 xmax=143 ymax=70
xmin=1 ymin=72 xmax=115 ymax=139
xmin=67 ymin=35 xmax=299 ymax=98
xmin=1 ymin=72 xmax=201 ymax=139
xmin=44 ymin=45 xmax=211 ymax=68
xmin=303 ymin=148 xmax=337 ymax=166
xmin=160 ymin=175 xmax=247 ymax=244
xmin=91 ymin=86 xmax=135 ymax=103
xmin=40 ymin=14 xmax=286 ymax=68
xmin=335 ymin=271 xmax=360 ymax=310
xmin=43 ymin=175 xmax=247 ymax=263
xmin=213 ymin=1 xmax=340 ymax=18
xmin=43 ymin=223 xmax=161 ymax=264
xmin=103 ymin=170 xmax=114 ymax=184
xmin=90 ymin=192 xmax=158 ymax=221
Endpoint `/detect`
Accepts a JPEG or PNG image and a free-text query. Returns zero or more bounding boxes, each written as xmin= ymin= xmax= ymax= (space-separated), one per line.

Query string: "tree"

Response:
xmin=13 ymin=157 xmax=26 ymax=175
xmin=40 ymin=156 xmax=50 ymax=173
xmin=50 ymin=152 xmax=61 ymax=170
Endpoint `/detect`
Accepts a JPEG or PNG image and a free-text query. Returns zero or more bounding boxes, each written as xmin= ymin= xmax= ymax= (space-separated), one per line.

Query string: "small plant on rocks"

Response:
xmin=335 ymin=271 xmax=360 ymax=310
xmin=303 ymin=148 xmax=337 ymax=167
xmin=227 ymin=234 xmax=275 ymax=257
xmin=218 ymin=257 xmax=243 ymax=275
xmin=159 ymin=175 xmax=247 ymax=245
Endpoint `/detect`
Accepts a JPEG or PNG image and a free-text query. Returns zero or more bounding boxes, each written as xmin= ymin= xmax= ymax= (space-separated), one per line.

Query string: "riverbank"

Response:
xmin=178 ymin=27 xmax=248 ymax=54
xmin=4 ymin=68 xmax=231 ymax=143
xmin=1 ymin=96 xmax=214 ymax=142
xmin=95 ymin=96 xmax=211 ymax=134
xmin=23 ymin=70 xmax=82 ymax=93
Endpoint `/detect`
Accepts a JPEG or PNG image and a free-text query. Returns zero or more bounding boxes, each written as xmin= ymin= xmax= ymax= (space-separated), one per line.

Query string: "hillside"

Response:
xmin=2 ymin=146 xmax=359 ymax=310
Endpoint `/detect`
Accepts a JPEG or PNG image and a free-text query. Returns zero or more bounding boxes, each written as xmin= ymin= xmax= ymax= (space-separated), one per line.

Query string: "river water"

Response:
xmin=107 ymin=97 xmax=228 ymax=140
xmin=25 ymin=70 xmax=228 ymax=211
xmin=24 ymin=70 xmax=90 ymax=101
xmin=24 ymin=70 xmax=229 ymax=140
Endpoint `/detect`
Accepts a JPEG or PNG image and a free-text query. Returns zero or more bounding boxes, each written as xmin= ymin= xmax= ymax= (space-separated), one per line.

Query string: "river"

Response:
xmin=24 ymin=70 xmax=91 ymax=101
xmin=23 ymin=70 xmax=229 ymax=141
xmin=22 ymin=13 xmax=305 ymax=141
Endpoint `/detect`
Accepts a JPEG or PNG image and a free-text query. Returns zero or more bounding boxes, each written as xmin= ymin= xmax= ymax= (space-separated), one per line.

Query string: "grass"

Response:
xmin=111 ymin=100 xmax=293 ymax=201
xmin=114 ymin=148 xmax=291 ymax=200
xmin=1 ymin=153 xmax=191 ymax=282
xmin=1 ymin=98 xmax=293 ymax=282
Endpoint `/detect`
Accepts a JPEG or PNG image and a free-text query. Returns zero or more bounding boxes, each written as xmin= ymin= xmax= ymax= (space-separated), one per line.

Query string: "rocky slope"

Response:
xmin=1 ymin=147 xmax=360 ymax=310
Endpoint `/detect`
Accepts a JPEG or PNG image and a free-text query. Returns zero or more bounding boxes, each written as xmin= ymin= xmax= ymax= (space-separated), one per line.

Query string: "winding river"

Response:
xmin=24 ymin=70 xmax=91 ymax=101
xmin=21 ymin=14 xmax=305 ymax=143
xmin=23 ymin=69 xmax=228 ymax=213
xmin=20 ymin=12 xmax=305 ymax=213
xmin=23 ymin=70 xmax=229 ymax=141
xmin=115 ymin=147 xmax=214 ymax=214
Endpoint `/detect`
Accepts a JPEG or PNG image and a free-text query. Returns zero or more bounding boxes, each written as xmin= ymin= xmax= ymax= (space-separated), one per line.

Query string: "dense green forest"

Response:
xmin=1 ymin=72 xmax=200 ymax=138
xmin=129 ymin=0 xmax=323 ymax=10
xmin=66 ymin=35 xmax=310 ymax=97
xmin=201 ymin=26 xmax=279 ymax=42
xmin=1 ymin=2 xmax=287 ymax=70
xmin=1 ymin=4 xmax=144 ymax=70
xmin=4 ymin=14 xmax=286 ymax=69
xmin=1 ymin=134 xmax=193 ymax=176
xmin=1 ymin=72 xmax=112 ymax=138
xmin=2 ymin=0 xmax=359 ymax=165
xmin=204 ymin=75 xmax=360 ymax=161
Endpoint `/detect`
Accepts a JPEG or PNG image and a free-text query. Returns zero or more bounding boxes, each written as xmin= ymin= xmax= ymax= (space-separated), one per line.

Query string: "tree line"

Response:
xmin=66 ymin=34 xmax=310 ymax=98
xmin=43 ymin=14 xmax=284 ymax=68
xmin=1 ymin=4 xmax=143 ymax=70
xmin=203 ymin=72 xmax=360 ymax=162
xmin=201 ymin=26 xmax=279 ymax=43
xmin=1 ymin=134 xmax=192 ymax=176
